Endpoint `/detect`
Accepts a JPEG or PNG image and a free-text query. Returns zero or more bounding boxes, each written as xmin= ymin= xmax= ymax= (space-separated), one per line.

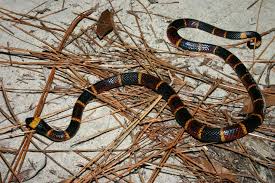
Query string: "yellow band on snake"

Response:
xmin=29 ymin=117 xmax=41 ymax=129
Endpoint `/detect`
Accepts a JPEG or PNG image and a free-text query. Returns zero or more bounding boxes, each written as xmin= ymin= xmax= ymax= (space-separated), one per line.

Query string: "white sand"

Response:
xmin=0 ymin=0 xmax=274 ymax=182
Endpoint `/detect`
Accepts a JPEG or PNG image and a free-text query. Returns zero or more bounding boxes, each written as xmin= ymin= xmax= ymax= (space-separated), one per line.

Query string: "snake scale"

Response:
xmin=26 ymin=19 xmax=265 ymax=143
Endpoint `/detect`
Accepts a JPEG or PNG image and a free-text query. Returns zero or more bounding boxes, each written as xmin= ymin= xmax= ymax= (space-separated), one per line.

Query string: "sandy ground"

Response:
xmin=0 ymin=0 xmax=274 ymax=182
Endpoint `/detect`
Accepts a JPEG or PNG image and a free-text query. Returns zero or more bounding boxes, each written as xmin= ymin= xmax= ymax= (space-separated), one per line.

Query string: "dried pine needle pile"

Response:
xmin=0 ymin=1 xmax=274 ymax=183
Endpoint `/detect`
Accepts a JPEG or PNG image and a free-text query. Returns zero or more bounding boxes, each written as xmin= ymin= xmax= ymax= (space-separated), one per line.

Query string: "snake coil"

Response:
xmin=26 ymin=19 xmax=265 ymax=143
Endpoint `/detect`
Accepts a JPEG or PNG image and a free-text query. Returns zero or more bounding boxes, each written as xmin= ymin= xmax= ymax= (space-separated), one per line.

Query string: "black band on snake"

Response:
xmin=26 ymin=19 xmax=265 ymax=143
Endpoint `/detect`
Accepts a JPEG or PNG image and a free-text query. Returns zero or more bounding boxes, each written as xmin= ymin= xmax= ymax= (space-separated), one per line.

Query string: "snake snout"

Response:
xmin=25 ymin=117 xmax=34 ymax=125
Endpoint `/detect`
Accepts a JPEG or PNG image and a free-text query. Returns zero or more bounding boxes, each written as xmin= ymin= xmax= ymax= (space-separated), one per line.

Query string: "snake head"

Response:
xmin=25 ymin=117 xmax=41 ymax=129
xmin=25 ymin=117 xmax=50 ymax=137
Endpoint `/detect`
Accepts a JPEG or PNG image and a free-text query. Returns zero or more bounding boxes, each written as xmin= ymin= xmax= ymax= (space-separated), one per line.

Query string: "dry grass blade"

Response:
xmin=75 ymin=95 xmax=162 ymax=182
xmin=0 ymin=1 xmax=274 ymax=183
xmin=0 ymin=152 xmax=22 ymax=183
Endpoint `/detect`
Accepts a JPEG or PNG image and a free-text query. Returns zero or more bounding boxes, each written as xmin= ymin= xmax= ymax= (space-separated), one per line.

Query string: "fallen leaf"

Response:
xmin=168 ymin=71 xmax=186 ymax=86
xmin=96 ymin=9 xmax=114 ymax=39
xmin=193 ymin=156 xmax=237 ymax=182
xmin=11 ymin=168 xmax=32 ymax=182
xmin=200 ymin=57 xmax=212 ymax=66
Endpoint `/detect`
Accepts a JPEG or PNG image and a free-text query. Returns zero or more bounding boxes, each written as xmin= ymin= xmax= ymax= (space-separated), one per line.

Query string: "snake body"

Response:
xmin=26 ymin=19 xmax=265 ymax=143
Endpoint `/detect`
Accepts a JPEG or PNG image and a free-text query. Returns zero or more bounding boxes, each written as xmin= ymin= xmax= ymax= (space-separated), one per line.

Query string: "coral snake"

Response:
xmin=26 ymin=19 xmax=265 ymax=143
